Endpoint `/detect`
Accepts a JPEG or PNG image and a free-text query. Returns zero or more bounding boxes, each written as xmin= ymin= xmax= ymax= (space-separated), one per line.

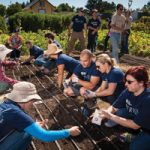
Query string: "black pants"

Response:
xmin=104 ymin=35 xmax=110 ymax=51
xmin=87 ymin=34 xmax=97 ymax=53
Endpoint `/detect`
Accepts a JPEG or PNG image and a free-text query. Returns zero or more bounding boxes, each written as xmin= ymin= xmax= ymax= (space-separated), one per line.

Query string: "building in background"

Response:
xmin=24 ymin=0 xmax=55 ymax=14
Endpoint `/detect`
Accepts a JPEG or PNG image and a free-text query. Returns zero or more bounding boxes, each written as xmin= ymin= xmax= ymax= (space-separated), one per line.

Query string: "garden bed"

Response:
xmin=5 ymin=65 xmax=129 ymax=150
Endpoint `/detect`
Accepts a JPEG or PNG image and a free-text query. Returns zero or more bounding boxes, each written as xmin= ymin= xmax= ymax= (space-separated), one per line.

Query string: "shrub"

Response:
xmin=0 ymin=16 xmax=7 ymax=32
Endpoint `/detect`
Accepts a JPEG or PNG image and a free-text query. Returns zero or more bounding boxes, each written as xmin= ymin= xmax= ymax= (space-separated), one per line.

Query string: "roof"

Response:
xmin=24 ymin=0 xmax=55 ymax=10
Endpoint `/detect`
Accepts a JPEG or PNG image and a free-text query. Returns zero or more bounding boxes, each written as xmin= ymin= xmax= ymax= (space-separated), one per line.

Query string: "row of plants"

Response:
xmin=0 ymin=29 xmax=149 ymax=57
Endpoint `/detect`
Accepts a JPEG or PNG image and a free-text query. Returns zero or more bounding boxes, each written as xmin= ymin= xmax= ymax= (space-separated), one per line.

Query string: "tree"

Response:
xmin=0 ymin=4 xmax=6 ymax=17
xmin=142 ymin=1 xmax=150 ymax=11
xmin=7 ymin=2 xmax=22 ymax=16
xmin=85 ymin=0 xmax=116 ymax=13
xmin=56 ymin=3 xmax=75 ymax=12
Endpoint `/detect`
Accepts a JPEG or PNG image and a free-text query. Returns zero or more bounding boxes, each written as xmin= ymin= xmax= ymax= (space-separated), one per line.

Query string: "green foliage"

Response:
xmin=0 ymin=4 xmax=6 ymax=17
xmin=0 ymin=16 xmax=7 ymax=32
xmin=132 ymin=16 xmax=150 ymax=33
xmin=9 ymin=12 xmax=74 ymax=33
xmin=86 ymin=0 xmax=116 ymax=13
xmin=56 ymin=3 xmax=75 ymax=12
xmin=6 ymin=2 xmax=22 ymax=16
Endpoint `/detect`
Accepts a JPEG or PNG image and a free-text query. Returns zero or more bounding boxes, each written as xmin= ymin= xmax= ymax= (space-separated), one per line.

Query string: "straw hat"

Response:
xmin=0 ymin=44 xmax=12 ymax=61
xmin=6 ymin=82 xmax=41 ymax=103
xmin=44 ymin=43 xmax=62 ymax=55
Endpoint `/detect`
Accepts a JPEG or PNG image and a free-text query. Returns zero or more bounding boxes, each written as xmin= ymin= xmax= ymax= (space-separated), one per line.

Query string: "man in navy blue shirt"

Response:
xmin=22 ymin=40 xmax=43 ymax=65
xmin=68 ymin=8 xmax=87 ymax=54
xmin=87 ymin=9 xmax=101 ymax=52
xmin=64 ymin=49 xmax=101 ymax=96
xmin=98 ymin=66 xmax=150 ymax=150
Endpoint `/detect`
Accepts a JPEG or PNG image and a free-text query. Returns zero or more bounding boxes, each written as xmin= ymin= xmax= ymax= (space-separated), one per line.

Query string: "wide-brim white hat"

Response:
xmin=44 ymin=43 xmax=62 ymax=55
xmin=6 ymin=81 xmax=41 ymax=103
xmin=0 ymin=44 xmax=12 ymax=60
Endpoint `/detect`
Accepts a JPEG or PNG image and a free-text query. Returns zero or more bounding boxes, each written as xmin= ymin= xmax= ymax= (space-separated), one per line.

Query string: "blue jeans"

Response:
xmin=110 ymin=32 xmax=121 ymax=63
xmin=34 ymin=55 xmax=56 ymax=70
xmin=129 ymin=131 xmax=150 ymax=150
xmin=121 ymin=30 xmax=130 ymax=54
xmin=0 ymin=131 xmax=32 ymax=150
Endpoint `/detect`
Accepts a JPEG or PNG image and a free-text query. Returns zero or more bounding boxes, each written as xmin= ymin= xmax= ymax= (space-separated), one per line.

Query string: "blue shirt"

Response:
xmin=72 ymin=15 xmax=87 ymax=32
xmin=113 ymin=88 xmax=150 ymax=130
xmin=56 ymin=54 xmax=80 ymax=74
xmin=102 ymin=67 xmax=125 ymax=99
xmin=30 ymin=45 xmax=44 ymax=59
xmin=74 ymin=62 xmax=101 ymax=89
xmin=0 ymin=100 xmax=34 ymax=140
xmin=88 ymin=18 xmax=100 ymax=35
xmin=53 ymin=40 xmax=61 ymax=48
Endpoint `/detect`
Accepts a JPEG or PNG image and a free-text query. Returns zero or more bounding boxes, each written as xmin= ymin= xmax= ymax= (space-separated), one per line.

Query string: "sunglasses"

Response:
xmin=125 ymin=80 xmax=135 ymax=84
xmin=119 ymin=8 xmax=123 ymax=11
xmin=96 ymin=66 xmax=100 ymax=70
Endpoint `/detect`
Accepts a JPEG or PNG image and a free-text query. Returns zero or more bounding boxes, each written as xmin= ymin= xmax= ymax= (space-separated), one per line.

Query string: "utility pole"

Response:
xmin=128 ymin=0 xmax=133 ymax=9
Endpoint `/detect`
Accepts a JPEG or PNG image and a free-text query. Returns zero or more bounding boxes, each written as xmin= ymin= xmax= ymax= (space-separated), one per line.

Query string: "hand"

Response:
xmin=84 ymin=90 xmax=96 ymax=99
xmin=72 ymin=75 xmax=79 ymax=83
xmin=68 ymin=126 xmax=81 ymax=136
xmin=100 ymin=110 xmax=112 ymax=119
xmin=36 ymin=119 xmax=48 ymax=127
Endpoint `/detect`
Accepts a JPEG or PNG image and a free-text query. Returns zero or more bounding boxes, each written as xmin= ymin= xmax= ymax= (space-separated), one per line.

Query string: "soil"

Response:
xmin=5 ymin=65 xmax=130 ymax=150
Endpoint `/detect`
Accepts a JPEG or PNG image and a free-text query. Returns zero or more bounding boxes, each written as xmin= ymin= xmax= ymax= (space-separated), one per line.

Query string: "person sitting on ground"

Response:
xmin=0 ymin=81 xmax=81 ymax=150
xmin=0 ymin=44 xmax=18 ymax=94
xmin=64 ymin=49 xmax=101 ymax=97
xmin=44 ymin=43 xmax=80 ymax=88
xmin=34 ymin=33 xmax=61 ymax=75
xmin=83 ymin=54 xmax=125 ymax=104
xmin=21 ymin=40 xmax=44 ymax=65
xmin=8 ymin=29 xmax=23 ymax=61
xmin=97 ymin=66 xmax=150 ymax=150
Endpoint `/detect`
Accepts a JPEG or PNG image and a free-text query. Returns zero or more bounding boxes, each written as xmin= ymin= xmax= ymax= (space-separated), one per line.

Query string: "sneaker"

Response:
xmin=104 ymin=120 xmax=117 ymax=127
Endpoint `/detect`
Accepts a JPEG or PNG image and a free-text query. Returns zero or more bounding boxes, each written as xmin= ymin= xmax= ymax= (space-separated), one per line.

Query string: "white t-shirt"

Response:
xmin=110 ymin=13 xmax=126 ymax=33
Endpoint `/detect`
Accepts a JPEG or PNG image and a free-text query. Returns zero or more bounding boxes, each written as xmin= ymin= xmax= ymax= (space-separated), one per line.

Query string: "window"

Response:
xmin=39 ymin=1 xmax=45 ymax=7
xmin=39 ymin=9 xmax=46 ymax=14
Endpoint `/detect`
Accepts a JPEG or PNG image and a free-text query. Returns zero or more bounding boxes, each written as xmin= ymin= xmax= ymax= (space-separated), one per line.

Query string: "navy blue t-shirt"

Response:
xmin=88 ymin=18 xmax=100 ymax=35
xmin=72 ymin=15 xmax=86 ymax=32
xmin=30 ymin=45 xmax=44 ymax=59
xmin=73 ymin=62 xmax=101 ymax=89
xmin=102 ymin=67 xmax=125 ymax=99
xmin=113 ymin=88 xmax=150 ymax=130
xmin=0 ymin=100 xmax=34 ymax=140
xmin=56 ymin=54 xmax=80 ymax=74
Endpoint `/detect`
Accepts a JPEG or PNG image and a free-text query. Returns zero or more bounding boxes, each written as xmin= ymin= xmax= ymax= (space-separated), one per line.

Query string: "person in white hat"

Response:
xmin=44 ymin=43 xmax=80 ymax=88
xmin=0 ymin=81 xmax=81 ymax=150
xmin=0 ymin=44 xmax=18 ymax=94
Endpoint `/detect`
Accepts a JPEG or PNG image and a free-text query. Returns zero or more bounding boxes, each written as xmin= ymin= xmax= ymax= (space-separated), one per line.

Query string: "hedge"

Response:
xmin=0 ymin=16 xmax=7 ymax=32
xmin=9 ymin=12 xmax=74 ymax=33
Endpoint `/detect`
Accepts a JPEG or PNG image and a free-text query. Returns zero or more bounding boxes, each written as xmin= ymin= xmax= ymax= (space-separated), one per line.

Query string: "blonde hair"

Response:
xmin=80 ymin=49 xmax=93 ymax=58
xmin=96 ymin=54 xmax=117 ymax=67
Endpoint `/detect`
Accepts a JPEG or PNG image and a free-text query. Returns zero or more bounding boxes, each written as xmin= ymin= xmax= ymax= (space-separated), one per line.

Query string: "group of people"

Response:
xmin=68 ymin=4 xmax=132 ymax=63
xmin=0 ymin=3 xmax=149 ymax=150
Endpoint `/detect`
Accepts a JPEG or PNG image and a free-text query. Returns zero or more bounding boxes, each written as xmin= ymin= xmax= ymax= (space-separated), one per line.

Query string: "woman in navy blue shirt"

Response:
xmin=84 ymin=54 xmax=125 ymax=104
xmin=99 ymin=66 xmax=150 ymax=150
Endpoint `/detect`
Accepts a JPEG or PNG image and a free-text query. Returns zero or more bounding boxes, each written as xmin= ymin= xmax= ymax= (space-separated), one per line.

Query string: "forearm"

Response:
xmin=25 ymin=123 xmax=70 ymax=142
xmin=96 ymin=89 xmax=114 ymax=97
xmin=57 ymin=73 xmax=63 ymax=88
xmin=110 ymin=114 xmax=140 ymax=129
xmin=78 ymin=79 xmax=95 ymax=90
